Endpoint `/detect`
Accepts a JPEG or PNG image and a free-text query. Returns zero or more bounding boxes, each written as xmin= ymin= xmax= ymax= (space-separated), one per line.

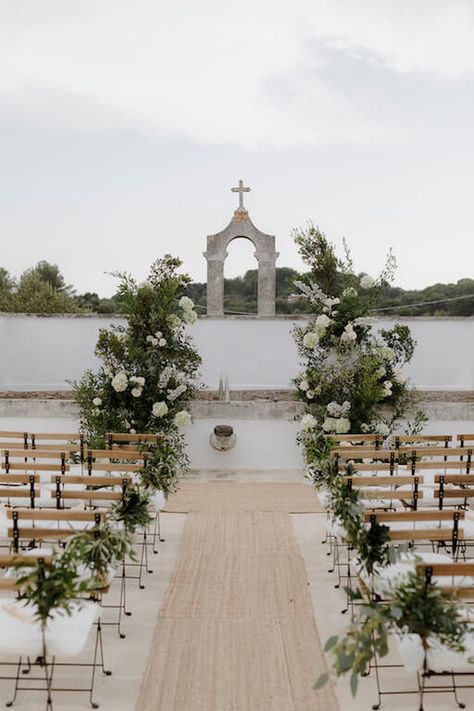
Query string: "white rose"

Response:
xmin=111 ymin=372 xmax=128 ymax=392
xmin=159 ymin=338 xmax=167 ymax=347
xmin=306 ymin=390 xmax=314 ymax=400
xmin=174 ymin=410 xmax=192 ymax=427
xmin=303 ymin=331 xmax=319 ymax=349
xmin=299 ymin=379 xmax=309 ymax=392
xmin=152 ymin=401 xmax=168 ymax=417
xmin=123 ymin=420 xmax=130 ymax=429
xmin=146 ymin=335 xmax=158 ymax=346
xmin=155 ymin=331 xmax=163 ymax=339
xmin=131 ymin=387 xmax=142 ymax=398
xmin=129 ymin=428 xmax=136 ymax=434
xmin=179 ymin=296 xmax=194 ymax=310
xmin=301 ymin=413 xmax=317 ymax=430
xmin=360 ymin=275 xmax=375 ymax=289
xmin=92 ymin=397 xmax=102 ymax=407
xmin=382 ymin=381 xmax=393 ymax=398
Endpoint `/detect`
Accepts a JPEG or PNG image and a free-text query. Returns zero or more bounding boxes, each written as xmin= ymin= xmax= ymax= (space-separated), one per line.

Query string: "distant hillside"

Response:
xmin=184 ymin=269 xmax=474 ymax=316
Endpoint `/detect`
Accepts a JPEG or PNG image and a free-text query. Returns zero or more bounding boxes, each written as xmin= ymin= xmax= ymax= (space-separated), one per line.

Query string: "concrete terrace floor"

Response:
xmin=1 ymin=469 xmax=474 ymax=710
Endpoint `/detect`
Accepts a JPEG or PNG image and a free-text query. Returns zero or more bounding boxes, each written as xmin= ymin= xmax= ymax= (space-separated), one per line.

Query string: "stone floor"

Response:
xmin=2 ymin=469 xmax=474 ymax=710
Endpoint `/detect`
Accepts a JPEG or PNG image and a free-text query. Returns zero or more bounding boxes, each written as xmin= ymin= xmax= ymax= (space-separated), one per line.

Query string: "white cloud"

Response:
xmin=0 ymin=0 xmax=474 ymax=148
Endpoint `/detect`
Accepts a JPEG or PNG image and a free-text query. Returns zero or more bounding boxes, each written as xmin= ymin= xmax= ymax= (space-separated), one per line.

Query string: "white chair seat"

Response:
xmin=0 ymin=599 xmax=99 ymax=657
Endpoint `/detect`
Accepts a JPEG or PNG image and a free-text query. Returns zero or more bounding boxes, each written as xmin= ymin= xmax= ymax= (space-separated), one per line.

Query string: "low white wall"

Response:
xmin=0 ymin=414 xmax=473 ymax=470
xmin=1 ymin=314 xmax=473 ymax=391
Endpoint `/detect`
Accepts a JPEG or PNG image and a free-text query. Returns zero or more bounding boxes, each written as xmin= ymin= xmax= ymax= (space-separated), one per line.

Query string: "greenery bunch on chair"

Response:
xmin=293 ymin=225 xmax=426 ymax=487
xmin=328 ymin=467 xmax=394 ymax=576
xmin=66 ymin=520 xmax=134 ymax=589
xmin=73 ymin=254 xmax=201 ymax=495
xmin=316 ymin=570 xmax=468 ymax=696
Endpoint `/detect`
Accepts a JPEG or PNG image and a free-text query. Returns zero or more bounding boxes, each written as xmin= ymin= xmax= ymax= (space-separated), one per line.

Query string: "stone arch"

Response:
xmin=204 ymin=207 xmax=279 ymax=317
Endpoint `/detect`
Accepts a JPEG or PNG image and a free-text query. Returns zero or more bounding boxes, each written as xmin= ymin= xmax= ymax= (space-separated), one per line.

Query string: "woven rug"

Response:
xmin=137 ymin=486 xmax=337 ymax=711
xmin=162 ymin=481 xmax=324 ymax=513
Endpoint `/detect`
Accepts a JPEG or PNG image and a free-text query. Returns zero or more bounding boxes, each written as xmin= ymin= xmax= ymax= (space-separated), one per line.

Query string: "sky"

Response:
xmin=0 ymin=0 xmax=473 ymax=296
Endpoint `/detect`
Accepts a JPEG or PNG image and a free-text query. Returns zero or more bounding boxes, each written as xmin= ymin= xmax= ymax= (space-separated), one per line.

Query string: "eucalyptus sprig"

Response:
xmin=316 ymin=571 xmax=468 ymax=697
xmin=111 ymin=484 xmax=152 ymax=533
xmin=16 ymin=550 xmax=91 ymax=627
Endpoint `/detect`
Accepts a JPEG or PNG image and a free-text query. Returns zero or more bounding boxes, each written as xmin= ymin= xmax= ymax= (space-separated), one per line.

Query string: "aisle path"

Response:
xmin=137 ymin=483 xmax=337 ymax=711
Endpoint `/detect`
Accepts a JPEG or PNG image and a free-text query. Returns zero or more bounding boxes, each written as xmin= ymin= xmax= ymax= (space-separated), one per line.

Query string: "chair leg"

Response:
xmin=5 ymin=656 xmax=22 ymax=707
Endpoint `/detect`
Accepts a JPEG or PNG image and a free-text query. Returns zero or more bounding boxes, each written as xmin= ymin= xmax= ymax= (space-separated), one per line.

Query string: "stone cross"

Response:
xmin=231 ymin=180 xmax=251 ymax=210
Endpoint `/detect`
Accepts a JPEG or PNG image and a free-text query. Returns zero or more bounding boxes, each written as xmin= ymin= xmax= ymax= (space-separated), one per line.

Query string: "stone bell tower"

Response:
xmin=204 ymin=181 xmax=279 ymax=317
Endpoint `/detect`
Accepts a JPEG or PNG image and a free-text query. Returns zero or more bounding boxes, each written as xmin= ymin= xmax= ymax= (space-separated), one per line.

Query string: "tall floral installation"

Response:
xmin=293 ymin=225 xmax=425 ymax=488
xmin=74 ymin=254 xmax=201 ymax=497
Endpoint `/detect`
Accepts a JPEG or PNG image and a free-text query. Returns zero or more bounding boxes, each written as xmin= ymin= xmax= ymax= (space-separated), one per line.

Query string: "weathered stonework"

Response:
xmin=204 ymin=183 xmax=279 ymax=317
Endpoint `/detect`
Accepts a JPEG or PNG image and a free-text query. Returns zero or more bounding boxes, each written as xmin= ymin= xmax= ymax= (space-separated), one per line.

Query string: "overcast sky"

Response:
xmin=1 ymin=0 xmax=473 ymax=296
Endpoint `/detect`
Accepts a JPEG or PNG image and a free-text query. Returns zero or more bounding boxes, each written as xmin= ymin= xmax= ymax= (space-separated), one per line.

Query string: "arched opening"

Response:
xmin=223 ymin=237 xmax=258 ymax=315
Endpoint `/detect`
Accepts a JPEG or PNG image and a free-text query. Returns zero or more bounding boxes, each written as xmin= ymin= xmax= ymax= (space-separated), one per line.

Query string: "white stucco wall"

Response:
xmin=0 ymin=314 xmax=473 ymax=391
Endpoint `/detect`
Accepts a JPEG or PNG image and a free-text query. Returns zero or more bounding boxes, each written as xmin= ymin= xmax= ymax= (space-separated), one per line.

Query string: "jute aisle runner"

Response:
xmin=137 ymin=484 xmax=338 ymax=711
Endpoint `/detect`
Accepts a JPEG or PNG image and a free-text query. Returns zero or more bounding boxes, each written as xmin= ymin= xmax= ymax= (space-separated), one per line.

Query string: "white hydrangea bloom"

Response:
xmin=380 ymin=346 xmax=396 ymax=363
xmin=152 ymin=401 xmax=168 ymax=417
xmin=168 ymin=315 xmax=182 ymax=330
xmin=174 ymin=410 xmax=191 ymax=427
xmin=322 ymin=418 xmax=336 ymax=433
xmin=360 ymin=275 xmax=375 ymax=289
xmin=179 ymin=296 xmax=194 ymax=310
xmin=183 ymin=309 xmax=198 ymax=325
xmin=111 ymin=372 xmax=128 ymax=392
xmin=315 ymin=314 xmax=332 ymax=330
xmin=340 ymin=323 xmax=357 ymax=343
xmin=299 ymin=379 xmax=309 ymax=392
xmin=303 ymin=331 xmax=319 ymax=349
xmin=301 ymin=413 xmax=317 ymax=430
xmin=335 ymin=417 xmax=351 ymax=433
xmin=327 ymin=402 xmax=341 ymax=416
xmin=92 ymin=397 xmax=102 ymax=407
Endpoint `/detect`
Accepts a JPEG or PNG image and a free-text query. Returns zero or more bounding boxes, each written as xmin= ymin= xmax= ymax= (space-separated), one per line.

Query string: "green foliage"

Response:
xmin=111 ymin=484 xmax=153 ymax=533
xmin=317 ymin=572 xmax=468 ymax=696
xmin=293 ymin=225 xmax=425 ymax=477
xmin=16 ymin=551 xmax=90 ymax=627
xmin=66 ymin=520 xmax=134 ymax=586
xmin=73 ymin=255 xmax=201 ymax=495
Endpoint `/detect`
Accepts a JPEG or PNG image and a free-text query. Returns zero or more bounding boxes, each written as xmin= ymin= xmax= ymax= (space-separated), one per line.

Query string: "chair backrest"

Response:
xmin=6 ymin=507 xmax=108 ymax=551
xmin=105 ymin=432 xmax=162 ymax=449
xmin=50 ymin=473 xmax=131 ymax=508
xmin=416 ymin=561 xmax=474 ymax=599
xmin=0 ymin=553 xmax=53 ymax=591
xmin=0 ymin=473 xmax=41 ymax=507
xmin=342 ymin=474 xmax=423 ymax=509
xmin=0 ymin=431 xmax=29 ymax=449
xmin=365 ymin=509 xmax=464 ymax=553
xmin=433 ymin=474 xmax=474 ymax=509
